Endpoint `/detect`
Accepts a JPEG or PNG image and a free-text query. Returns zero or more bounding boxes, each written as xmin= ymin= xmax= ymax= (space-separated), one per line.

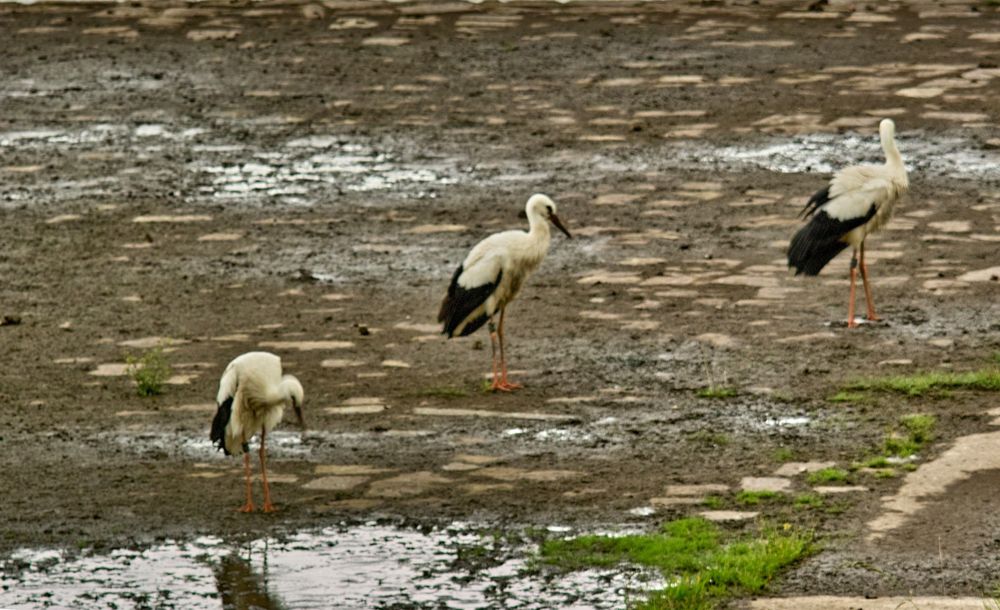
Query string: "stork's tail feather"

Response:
xmin=210 ymin=396 xmax=234 ymax=456
xmin=799 ymin=185 xmax=831 ymax=219
xmin=439 ymin=265 xmax=502 ymax=338
xmin=788 ymin=228 xmax=849 ymax=276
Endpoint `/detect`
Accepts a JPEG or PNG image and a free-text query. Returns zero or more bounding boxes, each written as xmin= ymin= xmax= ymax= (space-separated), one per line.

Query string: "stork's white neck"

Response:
xmin=527 ymin=209 xmax=551 ymax=239
xmin=881 ymin=125 xmax=903 ymax=169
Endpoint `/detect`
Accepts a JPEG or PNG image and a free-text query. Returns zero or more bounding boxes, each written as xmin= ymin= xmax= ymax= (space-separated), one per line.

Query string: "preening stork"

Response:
xmin=438 ymin=193 xmax=572 ymax=391
xmin=210 ymin=351 xmax=305 ymax=513
xmin=788 ymin=118 xmax=908 ymax=328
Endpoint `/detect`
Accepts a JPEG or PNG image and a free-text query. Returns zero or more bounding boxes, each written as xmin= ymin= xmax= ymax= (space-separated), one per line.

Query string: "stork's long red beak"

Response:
xmin=549 ymin=213 xmax=572 ymax=238
xmin=293 ymin=402 xmax=306 ymax=429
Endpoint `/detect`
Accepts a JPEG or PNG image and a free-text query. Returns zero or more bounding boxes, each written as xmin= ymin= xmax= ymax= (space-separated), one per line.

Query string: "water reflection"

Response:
xmin=215 ymin=541 xmax=287 ymax=610
xmin=0 ymin=523 xmax=653 ymax=609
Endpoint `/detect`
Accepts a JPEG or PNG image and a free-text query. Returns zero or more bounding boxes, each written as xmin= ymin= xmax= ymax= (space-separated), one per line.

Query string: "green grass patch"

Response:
xmin=862 ymin=456 xmax=890 ymax=468
xmin=884 ymin=413 xmax=936 ymax=458
xmin=828 ymin=390 xmax=868 ymax=404
xmin=845 ymin=369 xmax=1000 ymax=396
xmin=773 ymin=448 xmax=795 ymax=462
xmin=806 ymin=467 xmax=849 ymax=485
xmin=702 ymin=496 xmax=724 ymax=510
xmin=125 ymin=346 xmax=171 ymax=397
xmin=900 ymin=414 xmax=935 ymax=444
xmin=793 ymin=493 xmax=823 ymax=509
xmin=736 ymin=491 xmax=781 ymax=506
xmin=873 ymin=469 xmax=897 ymax=479
xmin=540 ymin=518 xmax=811 ymax=610
xmin=696 ymin=386 xmax=738 ymax=399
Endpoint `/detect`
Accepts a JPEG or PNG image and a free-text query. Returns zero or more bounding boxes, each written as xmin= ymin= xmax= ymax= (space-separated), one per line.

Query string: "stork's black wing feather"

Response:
xmin=799 ymin=185 xmax=830 ymax=219
xmin=788 ymin=204 xmax=877 ymax=276
xmin=438 ymin=264 xmax=502 ymax=338
xmin=210 ymin=396 xmax=234 ymax=456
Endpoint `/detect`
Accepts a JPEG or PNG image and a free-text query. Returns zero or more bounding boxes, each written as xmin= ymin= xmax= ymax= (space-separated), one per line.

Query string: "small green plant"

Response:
xmin=863 ymin=456 xmax=890 ymax=468
xmin=807 ymin=467 xmax=849 ymax=485
xmin=703 ymin=496 xmax=724 ymax=509
xmin=873 ymin=469 xmax=897 ymax=479
xmin=736 ymin=490 xmax=781 ymax=506
xmin=884 ymin=413 xmax=936 ymax=458
xmin=794 ymin=493 xmax=823 ymax=509
xmin=773 ymin=448 xmax=795 ymax=462
xmin=696 ymin=386 xmax=738 ymax=399
xmin=829 ymin=390 xmax=867 ymax=404
xmin=125 ymin=346 xmax=171 ymax=397
xmin=900 ymin=414 xmax=935 ymax=444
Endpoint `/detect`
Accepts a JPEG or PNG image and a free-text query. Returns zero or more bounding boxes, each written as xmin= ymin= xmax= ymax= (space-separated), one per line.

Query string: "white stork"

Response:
xmin=438 ymin=193 xmax=572 ymax=391
xmin=210 ymin=351 xmax=305 ymax=513
xmin=788 ymin=118 xmax=909 ymax=328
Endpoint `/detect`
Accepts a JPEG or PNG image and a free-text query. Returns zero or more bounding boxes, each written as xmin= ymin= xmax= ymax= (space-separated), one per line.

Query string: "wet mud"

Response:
xmin=1 ymin=0 xmax=1000 ymax=607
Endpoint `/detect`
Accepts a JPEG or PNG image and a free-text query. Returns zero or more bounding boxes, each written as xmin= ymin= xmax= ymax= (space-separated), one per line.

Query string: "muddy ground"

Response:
xmin=1 ymin=0 xmax=999 ymax=606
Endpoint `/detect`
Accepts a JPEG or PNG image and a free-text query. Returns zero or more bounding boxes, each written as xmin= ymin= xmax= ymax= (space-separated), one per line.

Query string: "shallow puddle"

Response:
xmin=0 ymin=523 xmax=655 ymax=609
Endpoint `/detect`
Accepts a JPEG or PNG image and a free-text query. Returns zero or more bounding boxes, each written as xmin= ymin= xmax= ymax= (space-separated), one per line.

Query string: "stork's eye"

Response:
xmin=546 ymin=205 xmax=553 ymax=215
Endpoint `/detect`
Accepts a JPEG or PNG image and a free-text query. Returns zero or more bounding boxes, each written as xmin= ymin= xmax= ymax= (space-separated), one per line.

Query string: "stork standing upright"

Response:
xmin=438 ymin=193 xmax=572 ymax=391
xmin=788 ymin=118 xmax=909 ymax=328
xmin=210 ymin=351 xmax=305 ymax=513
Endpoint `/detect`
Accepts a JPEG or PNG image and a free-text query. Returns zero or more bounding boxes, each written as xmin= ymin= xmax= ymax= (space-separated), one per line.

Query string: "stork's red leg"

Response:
xmin=488 ymin=318 xmax=504 ymax=391
xmin=847 ymin=250 xmax=859 ymax=329
xmin=859 ymin=243 xmax=880 ymax=321
xmin=495 ymin=307 xmax=522 ymax=391
xmin=259 ymin=428 xmax=275 ymax=513
xmin=239 ymin=452 xmax=255 ymax=513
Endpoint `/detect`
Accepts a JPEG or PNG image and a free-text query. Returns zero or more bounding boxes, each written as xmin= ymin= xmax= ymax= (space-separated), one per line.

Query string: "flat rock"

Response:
xmin=957 ymin=266 xmax=1000 ymax=282
xmin=664 ymin=483 xmax=730 ymax=496
xmin=696 ymin=333 xmax=738 ymax=348
xmin=321 ymin=358 xmax=365 ymax=368
xmin=474 ymin=467 xmax=580 ymax=482
xmin=773 ymin=462 xmax=836 ymax=477
xmin=700 ymin=510 xmax=759 ymax=522
xmin=89 ymin=363 xmax=129 ymax=377
xmin=366 ymin=471 xmax=451 ymax=498
xmin=740 ymin=477 xmax=792 ymax=492
xmin=315 ymin=464 xmax=393 ymax=476
xmin=302 ymin=476 xmax=368 ymax=491
xmin=259 ymin=340 xmax=354 ymax=350
xmin=815 ymin=485 xmax=869 ymax=494
xmin=325 ymin=405 xmax=385 ymax=415
xmin=132 ymin=214 xmax=212 ymax=223
xmin=649 ymin=497 xmax=703 ymax=507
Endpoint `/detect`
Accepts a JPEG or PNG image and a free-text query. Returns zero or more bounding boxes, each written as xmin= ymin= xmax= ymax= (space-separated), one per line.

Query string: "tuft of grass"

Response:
xmin=806 ymin=467 xmax=849 ymax=485
xmin=696 ymin=386 xmax=738 ymax=399
xmin=125 ymin=346 xmax=171 ymax=397
xmin=863 ymin=456 xmax=890 ymax=468
xmin=884 ymin=413 xmax=936 ymax=458
xmin=846 ymin=369 xmax=1000 ymax=397
xmin=736 ymin=490 xmax=781 ymax=506
xmin=540 ymin=518 xmax=812 ymax=610
xmin=873 ymin=469 xmax=897 ymax=479
xmin=793 ymin=493 xmax=823 ymax=509
xmin=829 ymin=390 xmax=867 ymax=404
xmin=773 ymin=448 xmax=795 ymax=463
xmin=900 ymin=414 xmax=935 ymax=444
xmin=702 ymin=496 xmax=724 ymax=509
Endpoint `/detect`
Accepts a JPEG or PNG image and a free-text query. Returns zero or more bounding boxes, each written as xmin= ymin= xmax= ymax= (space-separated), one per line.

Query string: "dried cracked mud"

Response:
xmin=1 ymin=0 xmax=999 ymax=608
